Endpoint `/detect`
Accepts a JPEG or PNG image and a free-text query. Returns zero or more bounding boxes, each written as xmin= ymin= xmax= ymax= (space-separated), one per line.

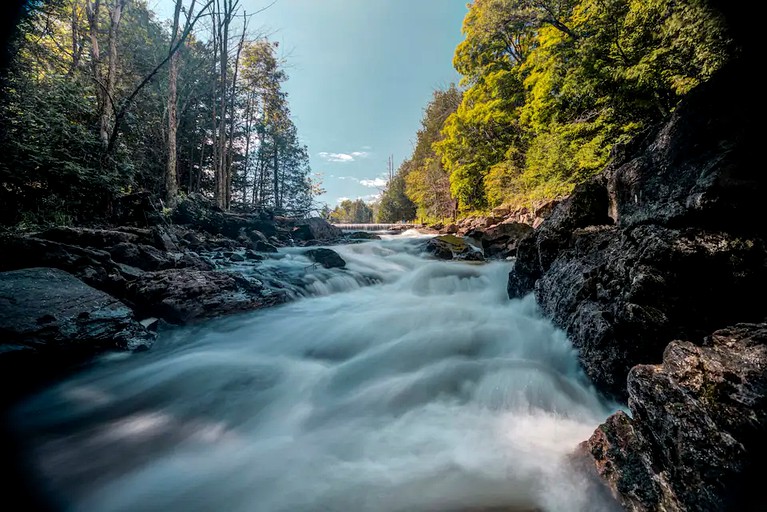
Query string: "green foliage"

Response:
xmin=0 ymin=0 xmax=316 ymax=226
xmin=377 ymin=174 xmax=416 ymax=223
xmin=431 ymin=0 xmax=733 ymax=214
xmin=329 ymin=199 xmax=375 ymax=224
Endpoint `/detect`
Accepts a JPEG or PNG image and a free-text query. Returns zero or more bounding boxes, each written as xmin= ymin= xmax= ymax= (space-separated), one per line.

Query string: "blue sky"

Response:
xmin=150 ymin=0 xmax=468 ymax=207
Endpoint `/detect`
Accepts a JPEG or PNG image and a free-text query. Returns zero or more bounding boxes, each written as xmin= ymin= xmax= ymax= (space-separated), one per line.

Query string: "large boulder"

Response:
xmin=125 ymin=269 xmax=285 ymax=324
xmin=305 ymin=248 xmax=346 ymax=269
xmin=0 ymin=268 xmax=154 ymax=362
xmin=0 ymin=235 xmax=129 ymax=298
xmin=581 ymin=324 xmax=767 ymax=511
xmin=290 ymin=217 xmax=343 ymax=243
xmin=173 ymin=193 xmax=278 ymax=238
xmin=424 ymin=235 xmax=484 ymax=262
xmin=468 ymin=222 xmax=534 ymax=259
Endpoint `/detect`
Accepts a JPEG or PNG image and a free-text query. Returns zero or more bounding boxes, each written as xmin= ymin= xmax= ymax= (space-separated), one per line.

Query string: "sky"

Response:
xmin=149 ymin=0 xmax=469 ymax=207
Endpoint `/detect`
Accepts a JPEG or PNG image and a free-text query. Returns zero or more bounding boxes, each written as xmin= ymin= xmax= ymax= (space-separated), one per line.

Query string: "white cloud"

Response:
xmin=318 ymin=150 xmax=371 ymax=163
xmin=336 ymin=196 xmax=350 ymax=204
xmin=319 ymin=152 xmax=355 ymax=163
xmin=360 ymin=177 xmax=388 ymax=188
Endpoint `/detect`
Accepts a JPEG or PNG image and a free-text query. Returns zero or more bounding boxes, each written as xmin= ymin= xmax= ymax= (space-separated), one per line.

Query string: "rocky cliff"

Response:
xmin=507 ymin=63 xmax=767 ymax=509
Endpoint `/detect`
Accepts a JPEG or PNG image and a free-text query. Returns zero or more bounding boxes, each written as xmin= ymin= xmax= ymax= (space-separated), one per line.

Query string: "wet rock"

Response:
xmin=0 ymin=235 xmax=128 ymax=298
xmin=305 ymin=248 xmax=346 ymax=269
xmin=347 ymin=231 xmax=381 ymax=240
xmin=254 ymin=240 xmax=278 ymax=253
xmin=0 ymin=268 xmax=154 ymax=360
xmin=507 ymin=68 xmax=767 ymax=399
xmin=126 ymin=269 xmax=285 ymax=324
xmin=290 ymin=217 xmax=343 ymax=243
xmin=229 ymin=253 xmax=246 ymax=262
xmin=425 ymin=235 xmax=484 ymax=262
xmin=468 ymin=222 xmax=533 ymax=259
xmin=35 ymin=226 xmax=142 ymax=249
xmin=245 ymin=250 xmax=264 ymax=261
xmin=581 ymin=324 xmax=767 ymax=511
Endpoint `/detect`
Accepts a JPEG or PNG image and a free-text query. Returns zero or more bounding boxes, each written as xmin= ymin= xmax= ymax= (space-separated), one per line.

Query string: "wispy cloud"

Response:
xmin=336 ymin=196 xmax=350 ymax=203
xmin=318 ymin=150 xmax=371 ymax=163
xmin=319 ymin=152 xmax=354 ymax=163
xmin=360 ymin=177 xmax=388 ymax=188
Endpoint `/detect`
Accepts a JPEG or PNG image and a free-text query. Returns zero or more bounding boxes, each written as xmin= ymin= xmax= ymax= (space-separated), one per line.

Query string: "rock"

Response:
xmin=469 ymin=222 xmax=534 ymax=259
xmin=245 ymin=250 xmax=264 ymax=261
xmin=492 ymin=205 xmax=511 ymax=217
xmin=290 ymin=217 xmax=343 ymax=243
xmin=581 ymin=324 xmax=767 ymax=511
xmin=151 ymin=226 xmax=179 ymax=252
xmin=0 ymin=235 xmax=128 ymax=298
xmin=305 ymin=248 xmax=346 ymax=269
xmin=533 ymin=199 xmax=560 ymax=220
xmin=444 ymin=223 xmax=459 ymax=234
xmin=35 ymin=226 xmax=141 ymax=249
xmin=173 ymin=193 xmax=277 ymax=238
xmin=254 ymin=240 xmax=278 ymax=253
xmin=425 ymin=235 xmax=484 ymax=262
xmin=229 ymin=253 xmax=246 ymax=262
xmin=507 ymin=67 xmax=767 ymax=399
xmin=126 ymin=269 xmax=285 ymax=323
xmin=109 ymin=242 xmax=168 ymax=271
xmin=0 ymin=268 xmax=154 ymax=358
xmin=347 ymin=231 xmax=381 ymax=240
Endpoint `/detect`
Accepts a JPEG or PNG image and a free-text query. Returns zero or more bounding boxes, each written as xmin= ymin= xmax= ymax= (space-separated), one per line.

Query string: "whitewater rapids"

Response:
xmin=11 ymin=233 xmax=618 ymax=512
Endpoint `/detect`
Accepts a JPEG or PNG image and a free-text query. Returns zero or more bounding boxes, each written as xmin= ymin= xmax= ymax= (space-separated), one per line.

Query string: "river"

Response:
xmin=11 ymin=232 xmax=618 ymax=512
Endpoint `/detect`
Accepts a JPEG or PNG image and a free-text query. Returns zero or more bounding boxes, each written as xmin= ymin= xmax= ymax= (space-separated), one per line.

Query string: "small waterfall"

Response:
xmin=333 ymin=223 xmax=418 ymax=232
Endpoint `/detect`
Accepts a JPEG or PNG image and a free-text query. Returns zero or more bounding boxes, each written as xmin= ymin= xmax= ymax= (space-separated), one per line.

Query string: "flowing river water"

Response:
xmin=11 ymin=232 xmax=618 ymax=512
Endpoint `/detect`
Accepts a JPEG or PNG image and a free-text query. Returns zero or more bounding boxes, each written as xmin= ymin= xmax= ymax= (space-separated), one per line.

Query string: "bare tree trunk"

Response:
xmin=85 ymin=0 xmax=104 ymax=140
xmin=165 ymin=0 xmax=183 ymax=205
xmin=69 ymin=2 xmax=85 ymax=75
xmin=241 ymin=90 xmax=254 ymax=204
xmin=226 ymin=11 xmax=247 ymax=207
xmin=272 ymin=134 xmax=279 ymax=210
xmin=101 ymin=0 xmax=126 ymax=145
xmin=214 ymin=0 xmax=228 ymax=209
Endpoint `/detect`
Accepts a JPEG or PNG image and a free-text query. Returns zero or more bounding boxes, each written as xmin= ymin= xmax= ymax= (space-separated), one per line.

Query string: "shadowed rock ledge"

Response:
xmin=507 ymin=62 xmax=767 ymax=509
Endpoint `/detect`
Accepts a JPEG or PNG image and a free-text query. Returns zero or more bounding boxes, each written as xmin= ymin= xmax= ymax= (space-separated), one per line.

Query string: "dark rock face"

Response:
xmin=0 ymin=234 xmax=130 ymax=297
xmin=291 ymin=217 xmax=343 ymax=243
xmin=347 ymin=231 xmax=381 ymax=240
xmin=173 ymin=193 xmax=278 ymax=239
xmin=507 ymin=68 xmax=766 ymax=399
xmin=424 ymin=235 xmax=485 ymax=261
xmin=0 ymin=268 xmax=154 ymax=359
xmin=305 ymin=248 xmax=346 ymax=269
xmin=581 ymin=324 xmax=767 ymax=511
xmin=126 ymin=269 xmax=285 ymax=323
xmin=468 ymin=222 xmax=534 ymax=259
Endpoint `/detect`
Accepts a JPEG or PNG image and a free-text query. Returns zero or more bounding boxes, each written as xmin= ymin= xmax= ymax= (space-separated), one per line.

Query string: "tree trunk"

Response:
xmin=165 ymin=0 xmax=183 ymax=205
xmin=272 ymin=134 xmax=279 ymax=210
xmin=101 ymin=0 xmax=126 ymax=146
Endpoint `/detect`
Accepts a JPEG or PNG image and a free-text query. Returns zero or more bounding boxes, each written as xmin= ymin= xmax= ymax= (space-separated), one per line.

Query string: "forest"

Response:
xmin=377 ymin=0 xmax=731 ymax=222
xmin=0 ymin=0 xmax=321 ymax=227
xmin=0 ymin=0 xmax=734 ymax=228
